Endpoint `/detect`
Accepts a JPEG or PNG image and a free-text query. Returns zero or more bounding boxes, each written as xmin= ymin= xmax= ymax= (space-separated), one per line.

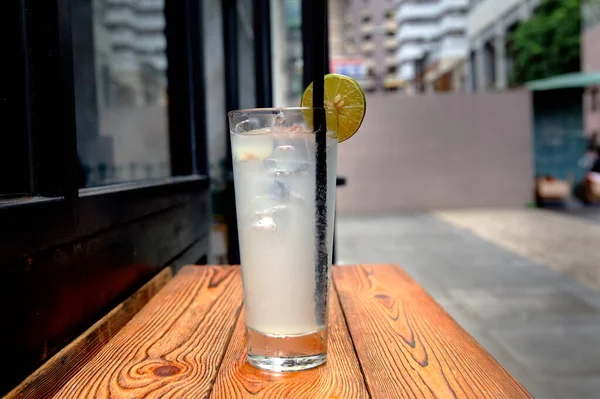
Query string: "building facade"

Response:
xmin=397 ymin=0 xmax=469 ymax=92
xmin=583 ymin=0 xmax=600 ymax=134
xmin=343 ymin=0 xmax=468 ymax=92
xmin=465 ymin=0 xmax=541 ymax=92
xmin=343 ymin=0 xmax=399 ymax=91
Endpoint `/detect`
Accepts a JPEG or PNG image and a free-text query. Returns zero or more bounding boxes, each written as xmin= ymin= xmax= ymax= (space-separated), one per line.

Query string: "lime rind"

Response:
xmin=301 ymin=74 xmax=366 ymax=142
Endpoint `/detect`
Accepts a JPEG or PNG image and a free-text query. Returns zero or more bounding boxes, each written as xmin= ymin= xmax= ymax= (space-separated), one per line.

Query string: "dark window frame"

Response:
xmin=0 ymin=0 xmax=32 ymax=198
xmin=0 ymin=0 xmax=210 ymax=395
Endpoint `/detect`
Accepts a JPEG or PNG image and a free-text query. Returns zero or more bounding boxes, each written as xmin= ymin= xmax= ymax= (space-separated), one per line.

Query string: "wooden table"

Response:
xmin=17 ymin=265 xmax=533 ymax=398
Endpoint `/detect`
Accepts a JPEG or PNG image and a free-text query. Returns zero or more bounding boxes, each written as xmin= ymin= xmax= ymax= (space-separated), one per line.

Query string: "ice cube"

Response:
xmin=273 ymin=112 xmax=286 ymax=128
xmin=263 ymin=143 xmax=311 ymax=175
xmin=233 ymin=131 xmax=273 ymax=161
xmin=266 ymin=181 xmax=290 ymax=201
xmin=252 ymin=216 xmax=276 ymax=232
xmin=251 ymin=204 xmax=293 ymax=233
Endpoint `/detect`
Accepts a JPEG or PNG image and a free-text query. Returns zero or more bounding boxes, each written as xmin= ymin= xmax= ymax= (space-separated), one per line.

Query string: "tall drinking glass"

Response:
xmin=228 ymin=108 xmax=338 ymax=372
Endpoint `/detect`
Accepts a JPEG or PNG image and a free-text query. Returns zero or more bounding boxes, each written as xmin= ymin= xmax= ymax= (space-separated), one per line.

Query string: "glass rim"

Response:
xmin=228 ymin=107 xmax=325 ymax=119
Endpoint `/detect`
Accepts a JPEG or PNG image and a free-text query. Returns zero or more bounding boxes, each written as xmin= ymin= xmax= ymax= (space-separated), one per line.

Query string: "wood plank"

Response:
xmin=1 ymin=193 xmax=210 ymax=396
xmin=5 ymin=267 xmax=173 ymax=399
xmin=333 ymin=264 xmax=534 ymax=399
xmin=51 ymin=266 xmax=243 ymax=398
xmin=210 ymin=289 xmax=369 ymax=398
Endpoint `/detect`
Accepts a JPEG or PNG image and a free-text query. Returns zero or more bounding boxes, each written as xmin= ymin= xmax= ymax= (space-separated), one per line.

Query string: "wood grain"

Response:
xmin=50 ymin=266 xmax=243 ymax=398
xmin=5 ymin=266 xmax=172 ymax=399
xmin=333 ymin=264 xmax=534 ymax=399
xmin=210 ymin=289 xmax=369 ymax=398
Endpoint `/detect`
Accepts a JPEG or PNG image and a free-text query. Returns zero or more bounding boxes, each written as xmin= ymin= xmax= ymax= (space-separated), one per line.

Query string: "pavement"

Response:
xmin=336 ymin=210 xmax=600 ymax=399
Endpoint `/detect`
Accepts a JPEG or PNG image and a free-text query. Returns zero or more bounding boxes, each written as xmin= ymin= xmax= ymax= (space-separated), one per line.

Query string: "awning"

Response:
xmin=527 ymin=72 xmax=600 ymax=91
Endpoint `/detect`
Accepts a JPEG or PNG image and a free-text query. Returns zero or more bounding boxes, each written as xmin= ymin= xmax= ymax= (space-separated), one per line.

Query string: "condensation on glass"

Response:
xmin=72 ymin=0 xmax=171 ymax=187
xmin=229 ymin=108 xmax=338 ymax=371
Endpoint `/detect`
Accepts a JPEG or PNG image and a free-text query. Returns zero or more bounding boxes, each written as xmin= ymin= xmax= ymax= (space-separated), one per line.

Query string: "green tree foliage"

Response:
xmin=509 ymin=0 xmax=581 ymax=85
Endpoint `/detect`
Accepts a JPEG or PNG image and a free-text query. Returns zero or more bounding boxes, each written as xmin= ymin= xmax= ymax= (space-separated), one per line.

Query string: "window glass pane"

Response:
xmin=203 ymin=0 xmax=227 ymax=192
xmin=271 ymin=0 xmax=303 ymax=107
xmin=72 ymin=0 xmax=171 ymax=187
xmin=237 ymin=0 xmax=256 ymax=109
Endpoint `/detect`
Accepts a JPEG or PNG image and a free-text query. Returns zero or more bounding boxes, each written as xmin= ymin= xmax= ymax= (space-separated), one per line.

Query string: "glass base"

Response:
xmin=246 ymin=327 xmax=327 ymax=372
xmin=247 ymin=353 xmax=326 ymax=372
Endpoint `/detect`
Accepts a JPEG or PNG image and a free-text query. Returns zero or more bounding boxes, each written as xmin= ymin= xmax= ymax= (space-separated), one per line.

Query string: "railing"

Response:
xmin=397 ymin=23 xmax=438 ymax=42
xmin=361 ymin=42 xmax=375 ymax=53
xmin=360 ymin=24 xmax=374 ymax=35
xmin=397 ymin=17 xmax=465 ymax=43
xmin=439 ymin=36 xmax=468 ymax=57
xmin=384 ymin=38 xmax=399 ymax=50
xmin=104 ymin=8 xmax=166 ymax=30
xmin=111 ymin=28 xmax=166 ymax=52
xmin=397 ymin=0 xmax=468 ymax=21
xmin=103 ymin=0 xmax=164 ymax=11
xmin=384 ymin=21 xmax=398 ymax=32
xmin=385 ymin=56 xmax=398 ymax=66
xmin=440 ymin=14 xmax=466 ymax=33
xmin=398 ymin=43 xmax=425 ymax=62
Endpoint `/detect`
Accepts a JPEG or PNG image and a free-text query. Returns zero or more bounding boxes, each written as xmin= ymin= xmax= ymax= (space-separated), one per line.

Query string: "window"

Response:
xmin=386 ymin=30 xmax=396 ymax=37
xmin=237 ymin=0 xmax=257 ymax=109
xmin=385 ymin=10 xmax=396 ymax=20
xmin=364 ymin=34 xmax=373 ymax=41
xmin=362 ymin=15 xmax=372 ymax=23
xmin=345 ymin=15 xmax=355 ymax=30
xmin=345 ymin=39 xmax=356 ymax=55
xmin=592 ymin=87 xmax=598 ymax=112
xmin=388 ymin=66 xmax=398 ymax=75
xmin=1 ymin=0 xmax=210 ymax=394
xmin=72 ymin=0 xmax=171 ymax=187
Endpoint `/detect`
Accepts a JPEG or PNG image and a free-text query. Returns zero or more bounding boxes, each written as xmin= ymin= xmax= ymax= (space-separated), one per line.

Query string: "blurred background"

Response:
xmin=2 ymin=0 xmax=600 ymax=397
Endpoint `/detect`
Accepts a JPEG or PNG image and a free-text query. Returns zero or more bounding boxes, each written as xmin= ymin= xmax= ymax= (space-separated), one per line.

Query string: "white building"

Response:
xmin=396 ymin=0 xmax=469 ymax=90
xmin=94 ymin=0 xmax=168 ymax=107
xmin=75 ymin=0 xmax=171 ymax=186
xmin=465 ymin=0 xmax=541 ymax=91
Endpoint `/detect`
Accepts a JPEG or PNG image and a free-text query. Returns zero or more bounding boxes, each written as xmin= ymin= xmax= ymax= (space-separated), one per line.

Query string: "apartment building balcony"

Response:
xmin=361 ymin=42 xmax=375 ymax=53
xmin=398 ymin=43 xmax=425 ymax=63
xmin=103 ymin=0 xmax=164 ymax=11
xmin=104 ymin=8 xmax=165 ymax=31
xmin=397 ymin=0 xmax=468 ymax=22
xmin=384 ymin=21 xmax=398 ymax=33
xmin=397 ymin=23 xmax=439 ymax=43
xmin=440 ymin=14 xmax=466 ymax=34
xmin=384 ymin=38 xmax=399 ymax=50
xmin=110 ymin=29 xmax=166 ymax=52
xmin=385 ymin=56 xmax=398 ymax=67
xmin=360 ymin=24 xmax=374 ymax=35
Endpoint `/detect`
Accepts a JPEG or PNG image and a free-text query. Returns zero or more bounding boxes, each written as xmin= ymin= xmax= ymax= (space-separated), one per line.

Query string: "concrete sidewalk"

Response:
xmin=337 ymin=212 xmax=600 ymax=399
